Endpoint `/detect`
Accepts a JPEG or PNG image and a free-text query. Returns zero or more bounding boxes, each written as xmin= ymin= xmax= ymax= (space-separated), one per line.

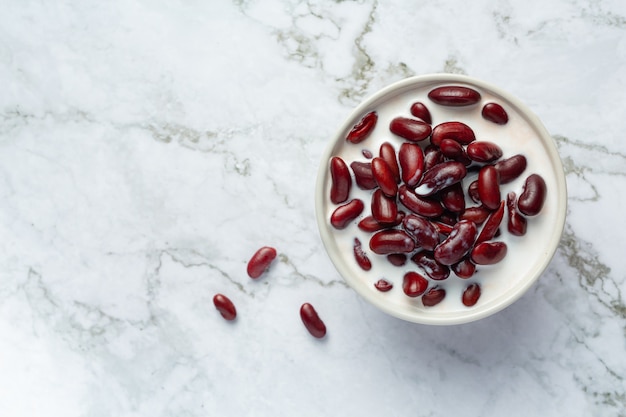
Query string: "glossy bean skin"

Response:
xmin=452 ymin=258 xmax=476 ymax=279
xmin=247 ymin=246 xmax=278 ymax=279
xmin=346 ymin=111 xmax=377 ymax=144
xmin=387 ymin=253 xmax=407 ymax=266
xmin=371 ymin=157 xmax=398 ymax=197
xmin=374 ymin=279 xmax=393 ymax=292
xmin=358 ymin=212 xmax=404 ymax=232
xmin=398 ymin=142 xmax=424 ymax=187
xmin=518 ymin=174 xmax=547 ymax=216
xmin=350 ymin=161 xmax=377 ymax=190
xmin=389 ymin=117 xmax=432 ymax=142
xmin=471 ymin=241 xmax=508 ymax=265
xmin=430 ymin=121 xmax=476 ymax=146
xmin=353 ymin=237 xmax=372 ymax=271
xmin=494 ymin=154 xmax=527 ymax=184
xmin=422 ymin=287 xmax=446 ymax=307
xmin=379 ymin=142 xmax=400 ymax=184
xmin=412 ymin=251 xmax=450 ymax=280
xmin=434 ymin=220 xmax=477 ymax=265
xmin=213 ymin=294 xmax=237 ymax=320
xmin=402 ymin=271 xmax=429 ymax=297
xmin=415 ymin=161 xmax=467 ymax=197
xmin=459 ymin=205 xmax=491 ymax=225
xmin=428 ymin=86 xmax=481 ymax=107
xmin=482 ymin=103 xmax=508 ymax=125
xmin=478 ymin=165 xmax=501 ymax=210
xmin=476 ymin=200 xmax=505 ymax=244
xmin=362 ymin=149 xmax=373 ymax=159
xmin=410 ymin=102 xmax=432 ymax=124
xmin=462 ymin=283 xmax=481 ymax=306
xmin=398 ymin=185 xmax=444 ymax=218
xmin=507 ymin=192 xmax=527 ymax=236
xmin=330 ymin=199 xmax=365 ymax=229
xmin=300 ymin=303 xmax=326 ymax=338
xmin=369 ymin=230 xmax=416 ymax=254
xmin=467 ymin=180 xmax=481 ymax=204
xmin=402 ymin=214 xmax=439 ymax=251
xmin=371 ymin=189 xmax=398 ymax=224
xmin=423 ymin=146 xmax=444 ymax=171
xmin=440 ymin=183 xmax=466 ymax=213
xmin=329 ymin=156 xmax=352 ymax=204
xmin=466 ymin=141 xmax=503 ymax=163
xmin=439 ymin=138 xmax=471 ymax=165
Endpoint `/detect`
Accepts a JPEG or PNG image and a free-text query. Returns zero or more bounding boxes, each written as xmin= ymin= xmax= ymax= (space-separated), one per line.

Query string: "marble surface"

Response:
xmin=1 ymin=0 xmax=625 ymax=416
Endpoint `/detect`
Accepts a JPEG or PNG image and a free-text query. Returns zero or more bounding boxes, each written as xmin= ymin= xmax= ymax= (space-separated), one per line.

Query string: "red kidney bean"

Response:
xmin=478 ymin=165 xmax=501 ymax=210
xmin=439 ymin=138 xmax=471 ymax=165
xmin=476 ymin=200 xmax=505 ymax=244
xmin=374 ymin=279 xmax=393 ymax=292
xmin=353 ymin=237 xmax=372 ymax=271
xmin=402 ymin=213 xmax=440 ymax=251
xmin=398 ymin=142 xmax=424 ymax=187
xmin=494 ymin=154 xmax=527 ymax=184
xmin=379 ymin=142 xmax=400 ymax=184
xmin=350 ymin=161 xmax=377 ymax=190
xmin=428 ymin=86 xmax=481 ymax=107
xmin=423 ymin=146 xmax=444 ymax=171
xmin=422 ymin=286 xmax=446 ymax=307
xmin=440 ymin=182 xmax=466 ymax=213
xmin=371 ymin=189 xmax=398 ymax=224
xmin=412 ymin=251 xmax=450 ymax=280
xmin=466 ymin=141 xmax=503 ymax=163
xmin=403 ymin=271 xmax=429 ymax=297
xmin=330 ymin=199 xmax=364 ymax=229
xmin=430 ymin=121 xmax=476 ymax=146
xmin=433 ymin=220 xmax=477 ymax=265
xmin=410 ymin=101 xmax=432 ymax=124
xmin=459 ymin=205 xmax=491 ymax=224
xmin=370 ymin=230 xmax=416 ymax=254
xmin=329 ymin=156 xmax=352 ymax=204
xmin=387 ymin=253 xmax=407 ymax=266
xmin=300 ymin=303 xmax=326 ymax=338
xmin=213 ymin=294 xmax=237 ymax=320
xmin=462 ymin=283 xmax=481 ymax=306
xmin=371 ymin=157 xmax=398 ymax=197
xmin=362 ymin=149 xmax=373 ymax=159
xmin=437 ymin=211 xmax=458 ymax=226
xmin=358 ymin=211 xmax=404 ymax=232
xmin=452 ymin=258 xmax=476 ymax=279
xmin=518 ymin=174 xmax=547 ymax=216
xmin=346 ymin=111 xmax=377 ymax=144
xmin=389 ymin=117 xmax=432 ymax=142
xmin=398 ymin=185 xmax=444 ymax=218
xmin=467 ymin=179 xmax=481 ymax=204
xmin=415 ymin=161 xmax=467 ymax=197
xmin=471 ymin=241 xmax=508 ymax=265
xmin=432 ymin=221 xmax=454 ymax=235
xmin=482 ymin=103 xmax=508 ymax=125
xmin=507 ymin=191 xmax=527 ymax=236
xmin=247 ymin=246 xmax=278 ymax=279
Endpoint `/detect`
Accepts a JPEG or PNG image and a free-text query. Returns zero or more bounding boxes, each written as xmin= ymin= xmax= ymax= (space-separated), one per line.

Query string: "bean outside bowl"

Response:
xmin=315 ymin=74 xmax=567 ymax=325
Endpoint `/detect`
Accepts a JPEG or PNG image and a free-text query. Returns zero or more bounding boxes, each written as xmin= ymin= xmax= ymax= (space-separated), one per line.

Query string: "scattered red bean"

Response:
xmin=213 ymin=294 xmax=237 ymax=320
xmin=440 ymin=182 xmax=466 ymax=213
xmin=434 ymin=220 xmax=477 ymax=265
xmin=415 ymin=161 xmax=467 ymax=197
xmin=370 ymin=230 xmax=416 ymax=254
xmin=428 ymin=86 xmax=481 ymax=106
xmin=494 ymin=154 xmax=527 ymax=184
xmin=466 ymin=141 xmax=503 ymax=163
xmin=452 ymin=258 xmax=476 ymax=279
xmin=371 ymin=157 xmax=398 ymax=197
xmin=518 ymin=174 xmax=547 ymax=216
xmin=374 ymin=279 xmax=394 ymax=292
xmin=387 ymin=253 xmax=407 ymax=266
xmin=350 ymin=161 xmax=377 ymax=190
xmin=330 ymin=199 xmax=365 ymax=229
xmin=439 ymin=138 xmax=471 ymax=165
xmin=462 ymin=283 xmax=481 ymax=306
xmin=459 ymin=206 xmax=491 ymax=224
xmin=430 ymin=121 xmax=476 ymax=146
xmin=389 ymin=117 xmax=432 ymax=142
xmin=476 ymin=200 xmax=505 ymax=244
xmin=379 ymin=142 xmax=400 ymax=184
xmin=398 ymin=185 xmax=444 ymax=218
xmin=362 ymin=149 xmax=373 ymax=159
xmin=398 ymin=142 xmax=424 ymax=187
xmin=247 ymin=246 xmax=278 ymax=279
xmin=410 ymin=101 xmax=432 ymax=124
xmin=422 ymin=286 xmax=446 ymax=306
xmin=403 ymin=271 xmax=429 ymax=297
xmin=471 ymin=241 xmax=508 ymax=265
xmin=353 ymin=237 xmax=372 ymax=271
xmin=371 ymin=189 xmax=398 ymax=225
xmin=482 ymin=103 xmax=508 ymax=125
xmin=300 ymin=303 xmax=327 ymax=338
xmin=329 ymin=156 xmax=352 ymax=204
xmin=402 ymin=214 xmax=440 ymax=251
xmin=346 ymin=111 xmax=378 ymax=144
xmin=507 ymin=192 xmax=527 ymax=236
xmin=478 ymin=165 xmax=501 ymax=210
xmin=423 ymin=145 xmax=444 ymax=171
xmin=412 ymin=251 xmax=450 ymax=280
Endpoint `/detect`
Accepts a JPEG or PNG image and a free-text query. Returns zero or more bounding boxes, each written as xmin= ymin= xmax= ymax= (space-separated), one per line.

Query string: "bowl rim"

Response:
xmin=315 ymin=73 xmax=567 ymax=325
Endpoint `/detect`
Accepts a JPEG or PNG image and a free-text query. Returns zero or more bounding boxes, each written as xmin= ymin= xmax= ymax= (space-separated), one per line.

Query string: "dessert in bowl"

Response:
xmin=315 ymin=74 xmax=567 ymax=325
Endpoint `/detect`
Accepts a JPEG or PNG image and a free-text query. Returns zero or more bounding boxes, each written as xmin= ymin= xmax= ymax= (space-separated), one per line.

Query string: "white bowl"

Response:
xmin=315 ymin=74 xmax=567 ymax=325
